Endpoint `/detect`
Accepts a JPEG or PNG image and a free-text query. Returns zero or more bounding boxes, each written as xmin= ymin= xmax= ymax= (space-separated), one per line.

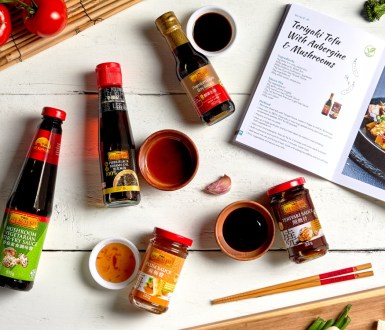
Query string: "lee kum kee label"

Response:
xmin=181 ymin=64 xmax=231 ymax=115
xmin=28 ymin=129 xmax=62 ymax=165
xmin=131 ymin=247 xmax=185 ymax=307
xmin=277 ymin=195 xmax=324 ymax=249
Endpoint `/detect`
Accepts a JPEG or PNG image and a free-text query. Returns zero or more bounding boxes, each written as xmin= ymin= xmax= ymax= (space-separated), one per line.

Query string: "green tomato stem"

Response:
xmin=0 ymin=0 xmax=35 ymax=15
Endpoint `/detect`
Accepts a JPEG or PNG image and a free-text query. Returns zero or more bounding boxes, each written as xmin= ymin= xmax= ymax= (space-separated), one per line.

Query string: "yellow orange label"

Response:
xmin=33 ymin=137 xmax=51 ymax=152
xmin=188 ymin=66 xmax=210 ymax=83
xmin=149 ymin=250 xmax=175 ymax=268
xmin=282 ymin=198 xmax=308 ymax=215
xmin=131 ymin=247 xmax=186 ymax=307
xmin=9 ymin=212 xmax=40 ymax=230
xmin=108 ymin=150 xmax=129 ymax=161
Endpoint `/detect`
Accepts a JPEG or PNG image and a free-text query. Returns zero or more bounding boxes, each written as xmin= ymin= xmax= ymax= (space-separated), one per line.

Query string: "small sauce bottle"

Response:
xmin=267 ymin=177 xmax=328 ymax=263
xmin=96 ymin=62 xmax=141 ymax=207
xmin=155 ymin=11 xmax=235 ymax=126
xmin=321 ymin=93 xmax=334 ymax=116
xmin=129 ymin=227 xmax=193 ymax=314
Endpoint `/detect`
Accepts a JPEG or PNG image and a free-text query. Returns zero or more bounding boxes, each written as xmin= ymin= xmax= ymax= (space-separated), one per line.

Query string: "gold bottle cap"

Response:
xmin=155 ymin=11 xmax=181 ymax=35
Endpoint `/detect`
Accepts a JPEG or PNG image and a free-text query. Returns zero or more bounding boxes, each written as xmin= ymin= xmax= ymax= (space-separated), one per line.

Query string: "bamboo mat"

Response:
xmin=0 ymin=0 xmax=142 ymax=72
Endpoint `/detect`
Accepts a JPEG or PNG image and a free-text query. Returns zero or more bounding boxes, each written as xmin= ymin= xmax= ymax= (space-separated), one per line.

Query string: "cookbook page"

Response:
xmin=235 ymin=3 xmax=385 ymax=179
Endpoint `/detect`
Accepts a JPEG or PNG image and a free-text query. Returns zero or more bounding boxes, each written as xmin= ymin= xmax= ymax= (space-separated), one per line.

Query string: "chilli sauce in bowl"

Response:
xmin=89 ymin=237 xmax=140 ymax=290
xmin=138 ymin=129 xmax=199 ymax=191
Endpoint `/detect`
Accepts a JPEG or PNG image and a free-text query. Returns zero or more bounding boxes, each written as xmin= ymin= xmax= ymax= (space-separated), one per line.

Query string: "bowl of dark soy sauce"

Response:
xmin=186 ymin=6 xmax=236 ymax=56
xmin=215 ymin=201 xmax=275 ymax=261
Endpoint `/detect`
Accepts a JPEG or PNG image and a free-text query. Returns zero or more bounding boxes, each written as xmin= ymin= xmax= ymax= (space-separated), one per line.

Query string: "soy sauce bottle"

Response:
xmin=155 ymin=11 xmax=235 ymax=126
xmin=0 ymin=107 xmax=66 ymax=291
xmin=96 ymin=62 xmax=141 ymax=207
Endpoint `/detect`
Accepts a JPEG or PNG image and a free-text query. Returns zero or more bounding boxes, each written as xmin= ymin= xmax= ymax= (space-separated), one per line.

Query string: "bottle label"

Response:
xmin=181 ymin=64 xmax=231 ymax=116
xmin=274 ymin=195 xmax=325 ymax=250
xmin=102 ymin=149 xmax=140 ymax=194
xmin=28 ymin=129 xmax=62 ymax=165
xmin=100 ymin=87 xmax=127 ymax=113
xmin=321 ymin=104 xmax=331 ymax=115
xmin=0 ymin=209 xmax=50 ymax=282
xmin=131 ymin=247 xmax=186 ymax=307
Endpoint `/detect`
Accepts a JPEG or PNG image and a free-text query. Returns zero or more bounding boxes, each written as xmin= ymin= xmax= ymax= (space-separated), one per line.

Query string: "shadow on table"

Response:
xmin=0 ymin=117 xmax=40 ymax=212
xmin=78 ymin=71 xmax=104 ymax=208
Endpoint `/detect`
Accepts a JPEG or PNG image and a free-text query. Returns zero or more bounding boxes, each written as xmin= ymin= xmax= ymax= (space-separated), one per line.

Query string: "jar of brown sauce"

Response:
xmin=267 ymin=177 xmax=328 ymax=263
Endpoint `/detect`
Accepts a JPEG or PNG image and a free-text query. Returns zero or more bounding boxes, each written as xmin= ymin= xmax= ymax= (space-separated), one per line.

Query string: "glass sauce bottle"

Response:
xmin=321 ymin=93 xmax=334 ymax=116
xmin=96 ymin=62 xmax=141 ymax=207
xmin=155 ymin=11 xmax=235 ymax=126
xmin=0 ymin=107 xmax=66 ymax=291
xmin=129 ymin=227 xmax=193 ymax=314
xmin=267 ymin=177 xmax=329 ymax=263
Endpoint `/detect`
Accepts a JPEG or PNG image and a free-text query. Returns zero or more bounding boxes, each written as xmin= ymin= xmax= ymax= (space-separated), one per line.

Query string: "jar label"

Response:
xmin=102 ymin=149 xmax=140 ymax=194
xmin=0 ymin=209 xmax=50 ymax=282
xmin=28 ymin=130 xmax=62 ymax=165
xmin=131 ymin=247 xmax=185 ymax=307
xmin=275 ymin=195 xmax=325 ymax=249
xmin=181 ymin=64 xmax=231 ymax=115
xmin=99 ymin=87 xmax=127 ymax=112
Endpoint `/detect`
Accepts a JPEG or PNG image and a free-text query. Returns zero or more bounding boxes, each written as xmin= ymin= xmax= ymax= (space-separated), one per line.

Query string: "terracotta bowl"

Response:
xmin=138 ymin=129 xmax=199 ymax=191
xmin=215 ymin=200 xmax=275 ymax=261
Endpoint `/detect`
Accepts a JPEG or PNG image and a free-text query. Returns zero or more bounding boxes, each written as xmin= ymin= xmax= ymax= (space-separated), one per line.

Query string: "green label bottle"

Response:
xmin=0 ymin=107 xmax=66 ymax=291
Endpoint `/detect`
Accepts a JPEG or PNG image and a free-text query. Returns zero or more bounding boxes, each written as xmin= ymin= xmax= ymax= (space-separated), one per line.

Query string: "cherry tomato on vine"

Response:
xmin=0 ymin=4 xmax=11 ymax=45
xmin=22 ymin=0 xmax=68 ymax=37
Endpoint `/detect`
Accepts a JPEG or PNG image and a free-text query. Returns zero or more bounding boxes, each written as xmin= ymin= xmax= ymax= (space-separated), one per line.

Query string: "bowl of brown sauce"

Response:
xmin=186 ymin=5 xmax=237 ymax=57
xmin=138 ymin=129 xmax=199 ymax=191
xmin=215 ymin=200 xmax=275 ymax=261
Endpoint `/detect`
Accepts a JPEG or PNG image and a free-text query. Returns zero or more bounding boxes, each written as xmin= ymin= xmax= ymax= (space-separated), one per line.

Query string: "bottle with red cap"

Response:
xmin=267 ymin=177 xmax=329 ymax=263
xmin=95 ymin=62 xmax=140 ymax=207
xmin=129 ymin=227 xmax=193 ymax=314
xmin=0 ymin=107 xmax=66 ymax=291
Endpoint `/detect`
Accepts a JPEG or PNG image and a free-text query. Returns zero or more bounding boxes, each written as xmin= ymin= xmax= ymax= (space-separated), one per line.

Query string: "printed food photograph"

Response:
xmin=343 ymin=66 xmax=385 ymax=189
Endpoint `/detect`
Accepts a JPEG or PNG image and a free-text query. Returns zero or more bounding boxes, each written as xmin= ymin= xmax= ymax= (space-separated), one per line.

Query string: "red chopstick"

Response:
xmin=211 ymin=263 xmax=373 ymax=305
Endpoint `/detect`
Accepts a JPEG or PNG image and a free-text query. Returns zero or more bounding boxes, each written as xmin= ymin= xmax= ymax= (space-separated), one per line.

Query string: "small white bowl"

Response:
xmin=186 ymin=5 xmax=237 ymax=57
xmin=89 ymin=237 xmax=140 ymax=290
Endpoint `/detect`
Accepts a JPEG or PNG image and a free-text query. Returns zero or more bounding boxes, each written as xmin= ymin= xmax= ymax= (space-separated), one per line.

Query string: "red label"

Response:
xmin=28 ymin=130 xmax=62 ymax=165
xmin=181 ymin=64 xmax=231 ymax=116
xmin=5 ymin=208 xmax=50 ymax=225
xmin=192 ymin=84 xmax=231 ymax=115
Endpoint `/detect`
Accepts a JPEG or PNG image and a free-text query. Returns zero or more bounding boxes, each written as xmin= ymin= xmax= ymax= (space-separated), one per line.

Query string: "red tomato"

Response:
xmin=0 ymin=4 xmax=11 ymax=46
xmin=22 ymin=0 xmax=68 ymax=37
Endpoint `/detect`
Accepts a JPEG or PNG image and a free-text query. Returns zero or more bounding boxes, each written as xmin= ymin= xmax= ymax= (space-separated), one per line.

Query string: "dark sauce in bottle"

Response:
xmin=155 ymin=11 xmax=235 ymax=126
xmin=174 ymin=42 xmax=235 ymax=125
xmin=0 ymin=107 xmax=65 ymax=291
xmin=96 ymin=62 xmax=141 ymax=207
xmin=222 ymin=207 xmax=268 ymax=252
xmin=193 ymin=12 xmax=233 ymax=52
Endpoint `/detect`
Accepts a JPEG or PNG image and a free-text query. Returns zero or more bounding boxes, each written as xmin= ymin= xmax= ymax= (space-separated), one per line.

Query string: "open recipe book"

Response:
xmin=235 ymin=3 xmax=385 ymax=202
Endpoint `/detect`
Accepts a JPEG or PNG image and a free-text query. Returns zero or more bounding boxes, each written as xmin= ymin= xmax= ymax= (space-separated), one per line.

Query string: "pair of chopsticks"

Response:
xmin=211 ymin=263 xmax=373 ymax=305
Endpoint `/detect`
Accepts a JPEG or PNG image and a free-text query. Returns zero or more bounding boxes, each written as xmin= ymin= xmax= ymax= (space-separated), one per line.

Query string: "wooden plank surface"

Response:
xmin=187 ymin=287 xmax=385 ymax=330
xmin=1 ymin=0 xmax=385 ymax=329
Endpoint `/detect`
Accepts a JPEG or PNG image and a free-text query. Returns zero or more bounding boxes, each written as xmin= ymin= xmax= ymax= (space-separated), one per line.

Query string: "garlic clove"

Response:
xmin=204 ymin=175 xmax=231 ymax=195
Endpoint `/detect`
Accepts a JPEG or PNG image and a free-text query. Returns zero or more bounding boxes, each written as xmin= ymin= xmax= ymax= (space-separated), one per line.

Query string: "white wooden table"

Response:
xmin=1 ymin=0 xmax=385 ymax=329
